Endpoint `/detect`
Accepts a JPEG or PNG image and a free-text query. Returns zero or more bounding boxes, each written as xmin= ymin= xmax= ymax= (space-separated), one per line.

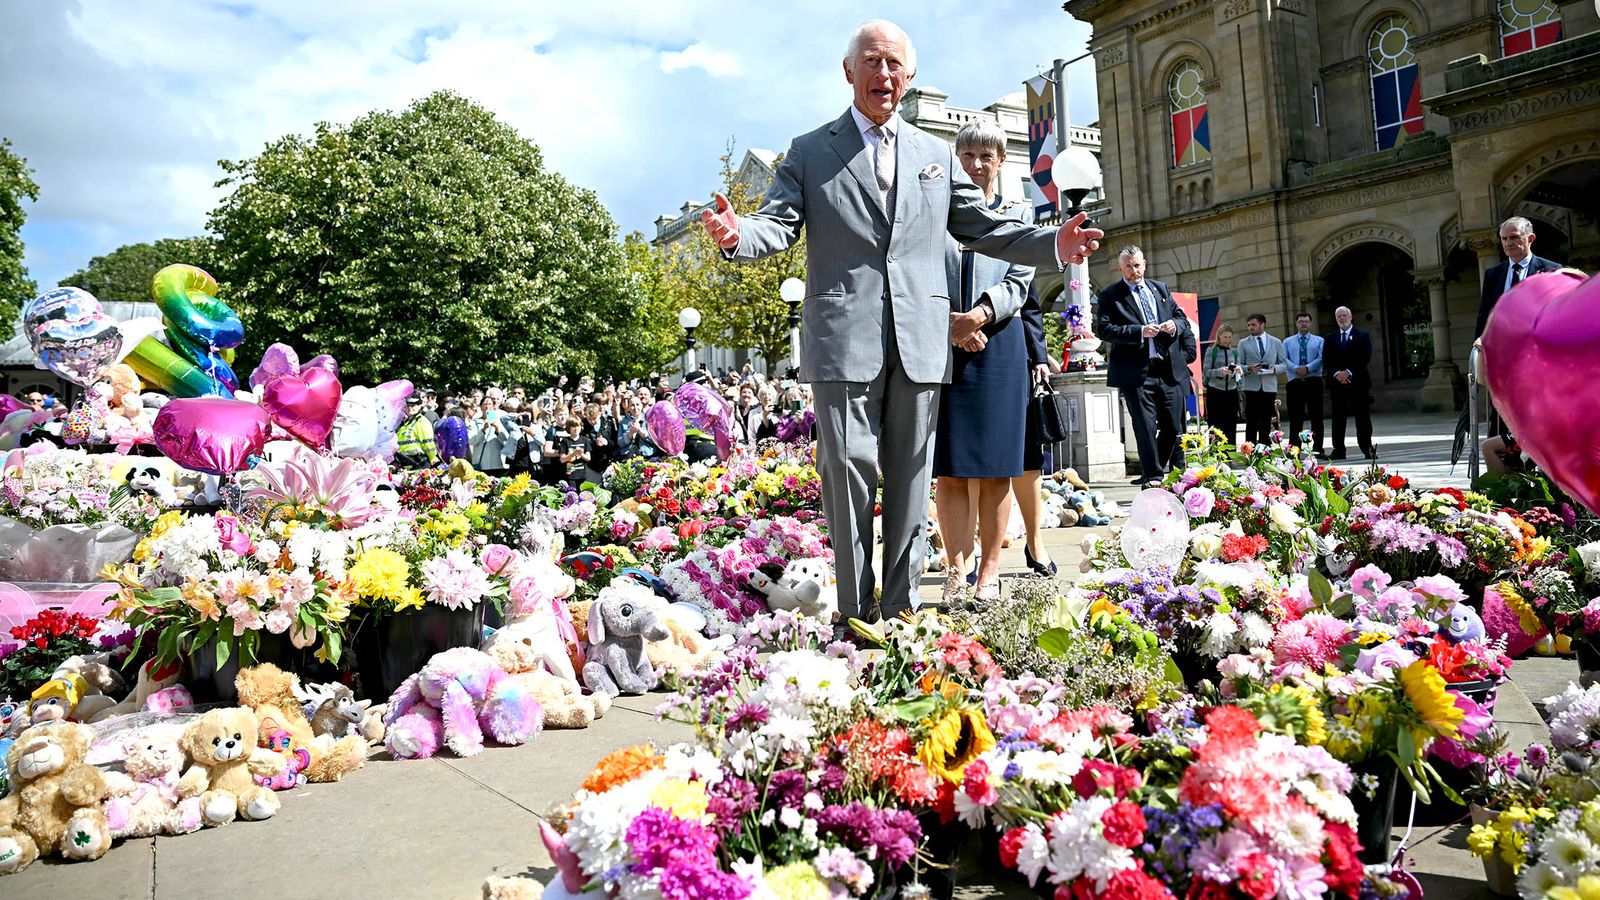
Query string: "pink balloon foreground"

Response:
xmin=1482 ymin=269 xmax=1600 ymax=513
xmin=152 ymin=397 xmax=272 ymax=476
xmin=645 ymin=401 xmax=686 ymax=456
xmin=262 ymin=364 xmax=343 ymax=449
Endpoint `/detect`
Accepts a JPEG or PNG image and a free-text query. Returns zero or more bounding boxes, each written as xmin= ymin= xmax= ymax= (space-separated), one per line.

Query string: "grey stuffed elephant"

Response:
xmin=581 ymin=583 xmax=671 ymax=698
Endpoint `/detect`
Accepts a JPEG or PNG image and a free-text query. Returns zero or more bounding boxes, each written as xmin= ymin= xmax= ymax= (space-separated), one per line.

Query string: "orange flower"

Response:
xmin=182 ymin=578 xmax=222 ymax=622
xmin=581 ymin=744 xmax=662 ymax=794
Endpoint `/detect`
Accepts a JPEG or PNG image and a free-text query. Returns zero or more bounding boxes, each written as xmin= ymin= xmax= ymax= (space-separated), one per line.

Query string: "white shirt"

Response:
xmin=1504 ymin=256 xmax=1529 ymax=293
xmin=1124 ymin=278 xmax=1161 ymax=358
xmin=850 ymin=106 xmax=899 ymax=209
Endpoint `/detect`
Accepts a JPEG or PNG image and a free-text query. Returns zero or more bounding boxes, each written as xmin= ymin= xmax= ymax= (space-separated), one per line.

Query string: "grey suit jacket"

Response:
xmin=1238 ymin=333 xmax=1287 ymax=393
xmin=947 ymin=199 xmax=1034 ymax=319
xmin=729 ymin=109 xmax=1061 ymax=384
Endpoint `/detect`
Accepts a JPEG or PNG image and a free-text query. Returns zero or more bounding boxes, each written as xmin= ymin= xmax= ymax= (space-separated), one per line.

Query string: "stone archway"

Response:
xmin=1318 ymin=240 xmax=1424 ymax=404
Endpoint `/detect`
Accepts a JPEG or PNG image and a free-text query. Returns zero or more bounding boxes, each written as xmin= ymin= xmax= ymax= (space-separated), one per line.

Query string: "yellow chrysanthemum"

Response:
xmin=763 ymin=863 xmax=831 ymax=900
xmin=1497 ymin=583 xmax=1543 ymax=636
xmin=1399 ymin=661 xmax=1463 ymax=740
xmin=1576 ymin=875 xmax=1600 ymax=900
xmin=919 ymin=707 xmax=996 ymax=784
xmin=392 ymin=586 xmax=425 ymax=613
xmin=349 ymin=547 xmax=412 ymax=604
xmin=648 ymin=778 xmax=710 ymax=821
xmin=752 ymin=472 xmax=782 ymax=496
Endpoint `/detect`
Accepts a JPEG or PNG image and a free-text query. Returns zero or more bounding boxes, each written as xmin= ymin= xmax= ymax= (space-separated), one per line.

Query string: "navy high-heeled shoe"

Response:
xmin=1023 ymin=546 xmax=1057 ymax=577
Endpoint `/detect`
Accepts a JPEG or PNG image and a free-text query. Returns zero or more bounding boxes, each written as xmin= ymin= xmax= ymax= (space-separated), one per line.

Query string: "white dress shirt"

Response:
xmin=1504 ymin=256 xmax=1530 ymax=293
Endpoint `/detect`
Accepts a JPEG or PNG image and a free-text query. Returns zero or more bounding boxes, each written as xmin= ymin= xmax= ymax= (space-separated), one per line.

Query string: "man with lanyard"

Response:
xmin=1283 ymin=312 xmax=1324 ymax=456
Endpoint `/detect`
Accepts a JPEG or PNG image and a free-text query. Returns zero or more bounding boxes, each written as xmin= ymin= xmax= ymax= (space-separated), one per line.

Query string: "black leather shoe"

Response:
xmin=1330 ymin=450 xmax=1347 ymax=460
xmin=1023 ymin=546 xmax=1057 ymax=577
xmin=1362 ymin=447 xmax=1378 ymax=460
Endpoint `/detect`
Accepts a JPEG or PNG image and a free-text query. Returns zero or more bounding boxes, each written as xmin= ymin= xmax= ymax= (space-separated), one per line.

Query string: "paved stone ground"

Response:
xmin=4 ymin=411 xmax=1552 ymax=899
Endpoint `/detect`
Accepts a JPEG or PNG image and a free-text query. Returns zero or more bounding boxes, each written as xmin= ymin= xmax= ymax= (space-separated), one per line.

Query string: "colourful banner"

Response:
xmin=1025 ymin=74 xmax=1058 ymax=219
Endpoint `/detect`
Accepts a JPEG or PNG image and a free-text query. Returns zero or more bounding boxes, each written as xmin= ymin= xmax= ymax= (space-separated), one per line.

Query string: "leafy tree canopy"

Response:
xmin=209 ymin=90 xmax=666 ymax=390
xmin=59 ymin=236 xmax=219 ymax=305
xmin=0 ymin=138 xmax=40 ymax=334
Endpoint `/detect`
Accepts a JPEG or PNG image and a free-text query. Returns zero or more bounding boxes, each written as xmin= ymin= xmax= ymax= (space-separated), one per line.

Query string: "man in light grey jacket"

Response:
xmin=1238 ymin=313 xmax=1288 ymax=446
xmin=701 ymin=19 xmax=1103 ymax=625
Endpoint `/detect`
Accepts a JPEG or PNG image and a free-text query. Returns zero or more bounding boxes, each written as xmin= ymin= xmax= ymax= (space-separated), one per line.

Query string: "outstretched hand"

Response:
xmin=700 ymin=192 xmax=741 ymax=250
xmin=1055 ymin=211 xmax=1105 ymax=266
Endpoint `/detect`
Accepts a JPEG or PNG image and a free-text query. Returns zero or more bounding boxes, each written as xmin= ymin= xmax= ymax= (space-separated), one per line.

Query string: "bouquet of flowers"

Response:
xmin=658 ymin=516 xmax=832 ymax=636
xmin=0 ymin=609 xmax=125 ymax=700
xmin=0 ymin=448 xmax=161 ymax=531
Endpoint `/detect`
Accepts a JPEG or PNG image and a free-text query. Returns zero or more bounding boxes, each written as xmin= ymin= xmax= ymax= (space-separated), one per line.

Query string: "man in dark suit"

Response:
xmin=1323 ymin=305 xmax=1375 ymax=460
xmin=1475 ymin=216 xmax=1561 ymax=338
xmin=1097 ymin=246 xmax=1196 ymax=486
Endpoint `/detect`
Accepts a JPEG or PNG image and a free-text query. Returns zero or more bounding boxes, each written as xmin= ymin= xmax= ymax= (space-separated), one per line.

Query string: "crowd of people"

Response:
xmin=392 ymin=365 xmax=818 ymax=485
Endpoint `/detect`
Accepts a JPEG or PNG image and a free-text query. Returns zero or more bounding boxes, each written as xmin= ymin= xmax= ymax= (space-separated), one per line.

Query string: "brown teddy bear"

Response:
xmin=234 ymin=664 xmax=367 ymax=783
xmin=484 ymin=633 xmax=610 ymax=729
xmin=176 ymin=707 xmax=283 ymax=826
xmin=0 ymin=722 xmax=114 ymax=875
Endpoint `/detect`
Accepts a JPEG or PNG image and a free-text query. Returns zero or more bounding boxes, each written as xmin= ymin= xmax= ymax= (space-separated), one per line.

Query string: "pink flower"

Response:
xmin=215 ymin=514 xmax=252 ymax=555
xmin=480 ymin=543 xmax=517 ymax=576
xmin=640 ymin=526 xmax=677 ymax=552
xmin=962 ymin=759 xmax=998 ymax=806
xmin=263 ymin=609 xmax=292 ymax=634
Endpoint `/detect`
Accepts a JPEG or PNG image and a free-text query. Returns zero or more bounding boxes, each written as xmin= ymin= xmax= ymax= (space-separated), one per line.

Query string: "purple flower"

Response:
xmin=726 ymin=702 xmax=770 ymax=731
xmin=1526 ymin=743 xmax=1550 ymax=768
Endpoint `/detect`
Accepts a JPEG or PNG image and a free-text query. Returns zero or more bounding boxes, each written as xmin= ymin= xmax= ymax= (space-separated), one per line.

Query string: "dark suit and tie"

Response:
xmin=1097 ymin=277 xmax=1196 ymax=483
xmin=1476 ymin=254 xmax=1560 ymax=338
xmin=1323 ymin=326 xmax=1374 ymax=459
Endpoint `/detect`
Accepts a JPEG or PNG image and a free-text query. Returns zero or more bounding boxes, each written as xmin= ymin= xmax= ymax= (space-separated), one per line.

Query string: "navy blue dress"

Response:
xmin=934 ymin=197 xmax=1035 ymax=479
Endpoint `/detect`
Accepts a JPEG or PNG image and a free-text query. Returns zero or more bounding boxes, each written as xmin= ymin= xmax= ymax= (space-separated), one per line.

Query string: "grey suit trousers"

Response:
xmin=811 ymin=331 xmax=938 ymax=620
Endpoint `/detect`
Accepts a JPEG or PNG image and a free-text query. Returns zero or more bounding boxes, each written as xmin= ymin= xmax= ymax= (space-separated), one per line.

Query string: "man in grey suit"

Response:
xmin=1238 ymin=313 xmax=1287 ymax=446
xmin=701 ymin=19 xmax=1103 ymax=625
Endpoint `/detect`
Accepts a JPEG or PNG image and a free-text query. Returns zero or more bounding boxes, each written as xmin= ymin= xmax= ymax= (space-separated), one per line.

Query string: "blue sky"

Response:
xmin=2 ymin=1 xmax=1096 ymax=293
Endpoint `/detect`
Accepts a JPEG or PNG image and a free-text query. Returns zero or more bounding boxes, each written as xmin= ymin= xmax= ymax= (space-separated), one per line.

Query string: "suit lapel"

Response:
xmin=829 ymin=110 xmax=889 ymax=223
xmin=891 ymin=124 xmax=923 ymax=231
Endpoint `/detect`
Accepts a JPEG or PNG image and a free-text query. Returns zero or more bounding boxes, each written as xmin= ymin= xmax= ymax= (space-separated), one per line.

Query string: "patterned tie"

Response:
xmin=869 ymin=125 xmax=895 ymax=212
xmin=1299 ymin=334 xmax=1308 ymax=376
xmin=1137 ymin=284 xmax=1158 ymax=357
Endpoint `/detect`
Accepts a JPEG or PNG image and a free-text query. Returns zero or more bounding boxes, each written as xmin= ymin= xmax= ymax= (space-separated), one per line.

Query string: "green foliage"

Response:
xmin=208 ymin=90 xmax=662 ymax=390
xmin=619 ymin=232 xmax=693 ymax=378
xmin=59 ymin=237 xmax=219 ymax=304
xmin=656 ymin=143 xmax=804 ymax=371
xmin=0 ymin=138 xmax=40 ymax=334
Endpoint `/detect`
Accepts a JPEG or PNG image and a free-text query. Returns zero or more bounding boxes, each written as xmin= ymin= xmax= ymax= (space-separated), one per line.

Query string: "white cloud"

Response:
xmin=660 ymin=42 xmax=742 ymax=77
xmin=4 ymin=1 xmax=1095 ymax=292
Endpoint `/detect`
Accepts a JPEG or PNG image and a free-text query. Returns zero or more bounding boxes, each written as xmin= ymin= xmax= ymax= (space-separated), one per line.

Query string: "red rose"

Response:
xmin=1387 ymin=474 xmax=1408 ymax=490
xmin=1100 ymin=801 xmax=1146 ymax=848
xmin=998 ymin=826 xmax=1028 ymax=869
xmin=1102 ymin=866 xmax=1176 ymax=900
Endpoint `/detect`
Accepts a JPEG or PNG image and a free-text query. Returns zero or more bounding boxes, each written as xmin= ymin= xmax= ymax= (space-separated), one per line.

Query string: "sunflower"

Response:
xmin=1398 ymin=661 xmax=1463 ymax=741
xmin=919 ymin=707 xmax=996 ymax=784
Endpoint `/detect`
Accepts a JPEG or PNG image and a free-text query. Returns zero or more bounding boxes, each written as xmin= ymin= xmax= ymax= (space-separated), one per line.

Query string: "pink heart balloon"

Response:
xmin=262 ymin=366 xmax=343 ymax=449
xmin=1483 ymin=269 xmax=1598 ymax=512
xmin=153 ymin=398 xmax=272 ymax=475
xmin=249 ymin=342 xmax=300 ymax=389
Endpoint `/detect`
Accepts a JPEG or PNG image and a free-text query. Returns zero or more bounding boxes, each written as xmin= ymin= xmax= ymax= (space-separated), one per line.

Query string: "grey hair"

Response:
xmin=1500 ymin=216 xmax=1534 ymax=236
xmin=844 ymin=20 xmax=917 ymax=74
xmin=955 ymin=121 xmax=1008 ymax=157
xmin=1118 ymin=245 xmax=1144 ymax=261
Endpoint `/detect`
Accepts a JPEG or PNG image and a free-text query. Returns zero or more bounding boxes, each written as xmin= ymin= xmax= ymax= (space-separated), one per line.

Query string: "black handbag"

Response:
xmin=1029 ymin=381 xmax=1070 ymax=445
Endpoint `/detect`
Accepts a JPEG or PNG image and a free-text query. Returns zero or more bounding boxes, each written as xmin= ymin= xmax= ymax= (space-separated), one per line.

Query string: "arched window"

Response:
xmin=1169 ymin=60 xmax=1211 ymax=168
xmin=1368 ymin=16 xmax=1423 ymax=152
xmin=1499 ymin=0 xmax=1562 ymax=57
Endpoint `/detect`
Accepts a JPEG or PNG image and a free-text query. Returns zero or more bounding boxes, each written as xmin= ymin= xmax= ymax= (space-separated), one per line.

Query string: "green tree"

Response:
xmin=616 ymin=231 xmax=691 ymax=379
xmin=60 ymin=237 xmax=219 ymax=304
xmin=657 ymin=144 xmax=804 ymax=371
xmin=208 ymin=90 xmax=657 ymax=389
xmin=0 ymin=138 xmax=40 ymax=333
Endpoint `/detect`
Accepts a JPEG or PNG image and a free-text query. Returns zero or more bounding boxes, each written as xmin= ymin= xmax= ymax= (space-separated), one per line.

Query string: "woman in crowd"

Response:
xmin=473 ymin=389 xmax=512 ymax=476
xmin=734 ymin=382 xmax=777 ymax=445
xmin=775 ymin=385 xmax=814 ymax=443
xmin=932 ymin=120 xmax=1037 ymax=605
xmin=1204 ymin=323 xmax=1242 ymax=445
xmin=616 ymin=393 xmax=658 ymax=460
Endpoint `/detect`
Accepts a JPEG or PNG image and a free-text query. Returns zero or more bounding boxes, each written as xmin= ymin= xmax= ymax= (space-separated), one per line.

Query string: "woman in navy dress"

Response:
xmin=934 ymin=121 xmax=1036 ymax=604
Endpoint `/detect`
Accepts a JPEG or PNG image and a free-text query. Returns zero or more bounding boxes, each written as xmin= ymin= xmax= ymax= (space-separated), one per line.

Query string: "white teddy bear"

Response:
xmin=748 ymin=557 xmax=838 ymax=623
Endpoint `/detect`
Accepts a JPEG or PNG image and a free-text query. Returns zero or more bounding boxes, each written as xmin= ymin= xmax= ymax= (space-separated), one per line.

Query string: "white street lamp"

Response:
xmin=678 ymin=306 xmax=702 ymax=376
xmin=779 ymin=278 xmax=805 ymax=375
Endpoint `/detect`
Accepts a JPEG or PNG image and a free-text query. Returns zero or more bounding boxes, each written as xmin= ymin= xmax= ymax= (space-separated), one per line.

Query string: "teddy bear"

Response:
xmin=382 ymin=647 xmax=546 ymax=759
xmin=581 ymin=582 xmax=673 ymax=698
xmin=176 ymin=707 xmax=283 ymax=826
xmin=103 ymin=728 xmax=204 ymax=837
xmin=0 ymin=722 xmax=114 ymax=875
xmin=89 ymin=658 xmax=190 ymax=723
xmin=124 ymin=463 xmax=179 ymax=508
xmin=482 ymin=605 xmax=581 ymax=685
xmin=1441 ymin=603 xmax=1487 ymax=644
xmin=51 ymin=652 xmax=126 ymax=722
xmin=484 ymin=638 xmax=610 ymax=729
xmin=747 ymin=557 xmax=839 ymax=622
xmin=234 ymin=664 xmax=367 ymax=783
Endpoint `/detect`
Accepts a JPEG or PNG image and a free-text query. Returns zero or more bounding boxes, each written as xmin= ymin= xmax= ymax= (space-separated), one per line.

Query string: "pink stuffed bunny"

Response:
xmin=382 ymin=647 xmax=544 ymax=759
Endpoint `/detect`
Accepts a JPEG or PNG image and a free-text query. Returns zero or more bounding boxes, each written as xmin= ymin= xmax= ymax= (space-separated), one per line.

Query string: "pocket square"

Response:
xmin=918 ymin=163 xmax=944 ymax=181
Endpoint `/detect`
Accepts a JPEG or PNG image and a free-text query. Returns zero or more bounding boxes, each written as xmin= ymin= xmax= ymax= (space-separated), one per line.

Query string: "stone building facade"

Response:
xmin=1064 ymin=0 xmax=1600 ymax=411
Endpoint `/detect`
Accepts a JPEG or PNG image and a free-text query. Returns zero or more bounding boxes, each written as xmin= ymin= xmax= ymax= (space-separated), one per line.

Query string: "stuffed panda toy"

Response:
xmin=125 ymin=464 xmax=178 ymax=507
